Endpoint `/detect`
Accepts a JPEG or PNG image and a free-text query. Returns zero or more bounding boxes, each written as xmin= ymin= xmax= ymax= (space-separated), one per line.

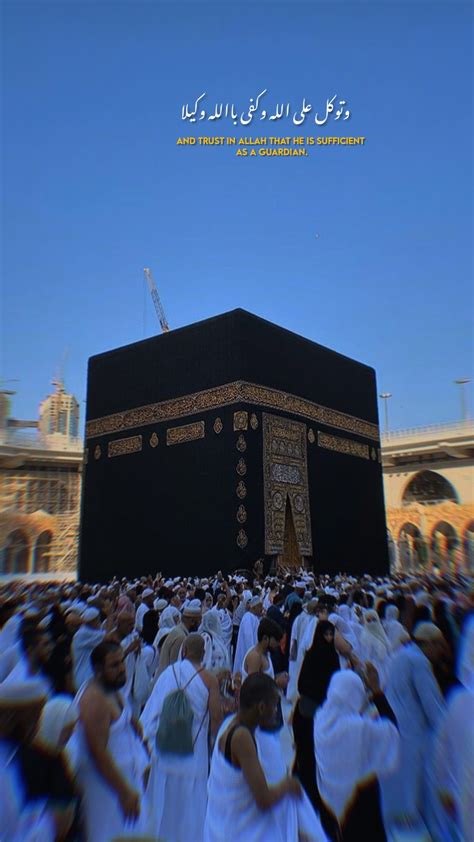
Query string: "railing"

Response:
xmin=382 ymin=420 xmax=473 ymax=442
xmin=0 ymin=431 xmax=83 ymax=452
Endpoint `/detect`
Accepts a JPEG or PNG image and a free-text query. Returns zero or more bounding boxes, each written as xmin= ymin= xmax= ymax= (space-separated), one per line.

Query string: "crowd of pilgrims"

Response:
xmin=0 ymin=567 xmax=473 ymax=842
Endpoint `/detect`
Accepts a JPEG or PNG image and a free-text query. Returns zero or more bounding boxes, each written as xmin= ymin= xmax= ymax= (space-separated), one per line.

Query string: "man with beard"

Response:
xmin=77 ymin=640 xmax=150 ymax=842
xmin=156 ymin=599 xmax=202 ymax=677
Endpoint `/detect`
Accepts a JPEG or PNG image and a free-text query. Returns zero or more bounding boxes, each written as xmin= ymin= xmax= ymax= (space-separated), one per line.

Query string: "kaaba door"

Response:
xmin=279 ymin=497 xmax=301 ymax=571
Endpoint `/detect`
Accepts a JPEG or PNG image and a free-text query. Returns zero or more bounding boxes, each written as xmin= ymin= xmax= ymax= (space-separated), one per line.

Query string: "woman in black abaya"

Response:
xmin=292 ymin=620 xmax=340 ymax=808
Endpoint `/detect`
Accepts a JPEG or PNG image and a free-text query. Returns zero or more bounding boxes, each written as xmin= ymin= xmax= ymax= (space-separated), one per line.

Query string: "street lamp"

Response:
xmin=454 ymin=378 xmax=470 ymax=421
xmin=379 ymin=392 xmax=392 ymax=433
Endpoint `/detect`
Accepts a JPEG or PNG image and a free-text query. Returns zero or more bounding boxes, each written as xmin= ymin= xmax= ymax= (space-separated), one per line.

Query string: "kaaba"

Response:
xmin=79 ymin=309 xmax=388 ymax=582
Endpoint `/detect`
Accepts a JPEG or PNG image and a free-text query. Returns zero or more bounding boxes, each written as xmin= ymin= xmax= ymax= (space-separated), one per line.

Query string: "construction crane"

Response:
xmin=143 ymin=267 xmax=170 ymax=333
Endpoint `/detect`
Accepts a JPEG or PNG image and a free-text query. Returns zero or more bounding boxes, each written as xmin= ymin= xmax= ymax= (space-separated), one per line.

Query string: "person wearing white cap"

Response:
xmin=284 ymin=581 xmax=306 ymax=613
xmin=71 ymin=603 xmax=114 ymax=693
xmin=381 ymin=622 xmax=447 ymax=837
xmin=233 ymin=595 xmax=263 ymax=676
xmin=154 ymin=597 xmax=168 ymax=614
xmin=135 ymin=588 xmax=155 ymax=633
xmin=0 ymin=680 xmax=66 ymax=842
xmin=156 ymin=599 xmax=202 ymax=678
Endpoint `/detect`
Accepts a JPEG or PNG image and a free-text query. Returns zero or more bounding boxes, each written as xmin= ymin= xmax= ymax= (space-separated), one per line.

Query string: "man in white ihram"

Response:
xmin=141 ymin=633 xmax=221 ymax=842
xmin=233 ymin=595 xmax=263 ymax=675
xmin=77 ymin=640 xmax=150 ymax=842
xmin=380 ymin=622 xmax=446 ymax=836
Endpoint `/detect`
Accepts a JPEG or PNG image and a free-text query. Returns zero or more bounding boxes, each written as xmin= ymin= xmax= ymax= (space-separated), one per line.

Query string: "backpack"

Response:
xmin=156 ymin=664 xmax=205 ymax=756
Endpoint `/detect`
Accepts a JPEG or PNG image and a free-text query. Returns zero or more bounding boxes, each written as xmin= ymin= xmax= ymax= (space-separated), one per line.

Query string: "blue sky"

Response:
xmin=2 ymin=0 xmax=473 ymax=431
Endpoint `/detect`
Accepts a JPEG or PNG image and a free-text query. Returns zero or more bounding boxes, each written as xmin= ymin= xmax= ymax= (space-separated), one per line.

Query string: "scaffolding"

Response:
xmin=0 ymin=453 xmax=82 ymax=575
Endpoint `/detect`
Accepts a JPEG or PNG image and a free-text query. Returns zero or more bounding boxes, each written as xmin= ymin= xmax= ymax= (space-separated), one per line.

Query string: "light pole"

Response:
xmin=379 ymin=392 xmax=392 ymax=433
xmin=454 ymin=378 xmax=470 ymax=421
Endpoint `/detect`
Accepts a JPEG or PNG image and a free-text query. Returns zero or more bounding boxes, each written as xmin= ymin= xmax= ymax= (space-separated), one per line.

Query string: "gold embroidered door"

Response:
xmin=278 ymin=496 xmax=301 ymax=572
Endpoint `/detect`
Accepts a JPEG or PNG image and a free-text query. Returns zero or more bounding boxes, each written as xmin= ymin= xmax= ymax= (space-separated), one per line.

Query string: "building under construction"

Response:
xmin=0 ymin=383 xmax=83 ymax=576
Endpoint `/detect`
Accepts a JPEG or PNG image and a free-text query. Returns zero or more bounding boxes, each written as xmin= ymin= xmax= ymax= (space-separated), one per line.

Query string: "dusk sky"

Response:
xmin=2 ymin=0 xmax=473 ymax=432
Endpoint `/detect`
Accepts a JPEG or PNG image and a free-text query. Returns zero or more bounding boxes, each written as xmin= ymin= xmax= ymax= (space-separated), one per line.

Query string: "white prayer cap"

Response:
xmin=154 ymin=599 xmax=168 ymax=612
xmin=165 ymin=580 xmax=174 ymax=587
xmin=174 ymin=577 xmax=180 ymax=583
xmin=82 ymin=607 xmax=100 ymax=623
xmin=182 ymin=599 xmax=201 ymax=617
xmin=413 ymin=622 xmax=444 ymax=643
xmin=142 ymin=588 xmax=154 ymax=598
xmin=249 ymin=595 xmax=262 ymax=608
xmin=0 ymin=680 xmax=48 ymax=705
xmin=295 ymin=581 xmax=306 ymax=589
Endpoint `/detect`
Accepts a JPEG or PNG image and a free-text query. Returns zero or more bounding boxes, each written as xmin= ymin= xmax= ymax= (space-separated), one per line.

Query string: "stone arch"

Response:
xmin=431 ymin=521 xmax=459 ymax=569
xmin=463 ymin=520 xmax=474 ymax=571
xmin=398 ymin=522 xmax=427 ymax=571
xmin=33 ymin=530 xmax=53 ymax=573
xmin=402 ymin=470 xmax=458 ymax=507
xmin=3 ymin=530 xmax=30 ymax=574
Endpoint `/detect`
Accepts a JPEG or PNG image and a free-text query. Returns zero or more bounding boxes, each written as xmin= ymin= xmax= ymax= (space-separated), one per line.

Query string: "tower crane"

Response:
xmin=143 ymin=267 xmax=170 ymax=333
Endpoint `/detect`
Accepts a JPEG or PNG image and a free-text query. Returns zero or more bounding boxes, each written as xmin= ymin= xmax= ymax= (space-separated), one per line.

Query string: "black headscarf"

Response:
xmin=141 ymin=609 xmax=159 ymax=645
xmin=298 ymin=620 xmax=340 ymax=707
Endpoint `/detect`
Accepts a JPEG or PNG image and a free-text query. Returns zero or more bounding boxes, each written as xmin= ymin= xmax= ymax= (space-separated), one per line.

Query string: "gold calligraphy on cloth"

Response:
xmin=86 ymin=381 xmax=379 ymax=442
xmin=108 ymin=435 xmax=143 ymax=458
xmin=166 ymin=421 xmax=205 ymax=446
xmin=263 ymin=413 xmax=312 ymax=557
xmin=317 ymin=431 xmax=370 ymax=460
